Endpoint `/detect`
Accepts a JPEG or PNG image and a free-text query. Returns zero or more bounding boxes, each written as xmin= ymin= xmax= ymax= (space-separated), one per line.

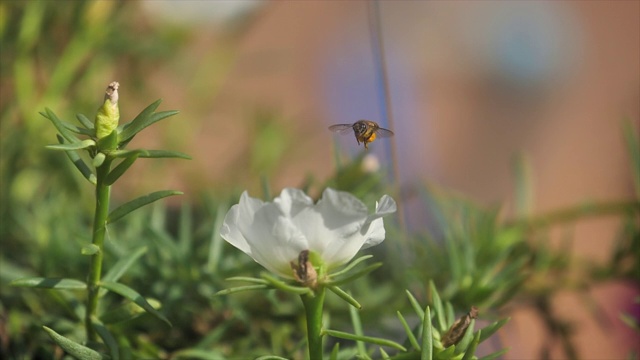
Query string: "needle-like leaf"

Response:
xmin=42 ymin=326 xmax=107 ymax=360
xmin=99 ymin=281 xmax=171 ymax=327
xmin=107 ymin=190 xmax=183 ymax=224
xmin=10 ymin=277 xmax=86 ymax=290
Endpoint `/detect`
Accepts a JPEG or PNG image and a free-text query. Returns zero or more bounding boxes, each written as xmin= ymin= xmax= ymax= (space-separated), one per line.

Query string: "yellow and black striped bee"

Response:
xmin=328 ymin=120 xmax=394 ymax=149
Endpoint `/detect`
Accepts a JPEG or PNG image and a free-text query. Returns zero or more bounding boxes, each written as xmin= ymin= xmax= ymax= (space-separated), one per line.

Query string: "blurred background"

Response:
xmin=1 ymin=1 xmax=638 ymax=359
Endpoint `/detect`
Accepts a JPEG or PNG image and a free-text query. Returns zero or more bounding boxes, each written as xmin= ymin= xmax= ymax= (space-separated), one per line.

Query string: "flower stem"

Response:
xmin=301 ymin=287 xmax=326 ymax=360
xmin=85 ymin=159 xmax=112 ymax=341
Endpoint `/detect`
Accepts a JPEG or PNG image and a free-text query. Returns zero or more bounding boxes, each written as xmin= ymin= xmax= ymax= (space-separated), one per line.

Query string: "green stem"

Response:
xmin=85 ymin=159 xmax=112 ymax=341
xmin=508 ymin=200 xmax=640 ymax=230
xmin=301 ymin=287 xmax=326 ymax=360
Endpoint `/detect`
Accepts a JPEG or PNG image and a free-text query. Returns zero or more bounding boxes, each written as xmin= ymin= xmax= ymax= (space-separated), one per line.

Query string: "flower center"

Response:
xmin=290 ymin=250 xmax=318 ymax=288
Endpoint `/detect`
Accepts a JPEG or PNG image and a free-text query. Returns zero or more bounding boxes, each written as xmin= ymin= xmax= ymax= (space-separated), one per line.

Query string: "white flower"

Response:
xmin=220 ymin=188 xmax=397 ymax=280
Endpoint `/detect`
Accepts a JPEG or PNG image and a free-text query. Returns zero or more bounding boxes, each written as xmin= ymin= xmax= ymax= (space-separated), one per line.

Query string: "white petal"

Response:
xmin=274 ymin=188 xmax=314 ymax=217
xmin=361 ymin=195 xmax=397 ymax=248
xmin=321 ymin=231 xmax=370 ymax=268
xmin=376 ymin=195 xmax=397 ymax=216
xmin=219 ymin=203 xmax=251 ymax=254
xmin=306 ymin=189 xmax=372 ymax=268
xmin=360 ymin=217 xmax=386 ymax=249
xmin=240 ymin=203 xmax=301 ymax=278
xmin=222 ymin=191 xmax=303 ymax=279
xmin=316 ymin=188 xmax=368 ymax=235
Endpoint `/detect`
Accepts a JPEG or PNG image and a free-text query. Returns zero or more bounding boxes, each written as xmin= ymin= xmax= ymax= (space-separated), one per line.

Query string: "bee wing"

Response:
xmin=328 ymin=124 xmax=355 ymax=135
xmin=375 ymin=128 xmax=395 ymax=138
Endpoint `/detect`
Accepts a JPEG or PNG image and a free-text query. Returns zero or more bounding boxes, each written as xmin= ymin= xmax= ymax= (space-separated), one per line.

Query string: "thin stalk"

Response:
xmin=367 ymin=0 xmax=406 ymax=234
xmin=301 ymin=287 xmax=326 ymax=360
xmin=508 ymin=200 xmax=640 ymax=230
xmin=85 ymin=159 xmax=112 ymax=341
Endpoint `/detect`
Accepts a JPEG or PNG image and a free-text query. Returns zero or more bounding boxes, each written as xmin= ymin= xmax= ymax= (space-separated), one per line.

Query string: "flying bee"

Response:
xmin=328 ymin=120 xmax=394 ymax=149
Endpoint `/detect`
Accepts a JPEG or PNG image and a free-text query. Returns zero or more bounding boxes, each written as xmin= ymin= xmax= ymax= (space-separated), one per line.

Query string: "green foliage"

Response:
xmin=320 ymin=285 xmax=508 ymax=359
xmin=107 ymin=190 xmax=184 ymax=224
xmin=98 ymin=281 xmax=171 ymax=328
xmin=249 ymin=110 xmax=292 ymax=177
xmin=43 ymin=326 xmax=108 ymax=360
xmin=411 ymin=186 xmax=530 ymax=310
xmin=2 ymin=2 xmax=637 ymax=357
xmin=10 ymin=278 xmax=87 ymax=290
xmin=7 ymin=82 xmax=188 ymax=359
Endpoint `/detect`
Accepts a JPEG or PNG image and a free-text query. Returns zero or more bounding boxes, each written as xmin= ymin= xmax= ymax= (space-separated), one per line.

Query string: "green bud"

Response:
xmin=95 ymin=81 xmax=120 ymax=139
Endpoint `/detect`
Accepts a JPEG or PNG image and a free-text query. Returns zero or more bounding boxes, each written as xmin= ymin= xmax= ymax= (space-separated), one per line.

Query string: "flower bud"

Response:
xmin=441 ymin=306 xmax=479 ymax=347
xmin=95 ymin=82 xmax=120 ymax=139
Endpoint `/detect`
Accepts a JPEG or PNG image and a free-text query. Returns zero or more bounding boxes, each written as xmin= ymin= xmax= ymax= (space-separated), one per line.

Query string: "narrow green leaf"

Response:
xmin=620 ymin=313 xmax=640 ymax=330
xmin=138 ymin=149 xmax=191 ymax=159
xmin=81 ymin=244 xmax=100 ymax=255
xmin=178 ymin=201 xmax=192 ymax=257
xmin=327 ymin=262 xmax=382 ymax=286
xmin=323 ymin=329 xmax=406 ymax=352
xmin=478 ymin=348 xmax=510 ymax=360
xmin=41 ymin=108 xmax=80 ymax=143
xmin=397 ymin=311 xmax=421 ymax=351
xmin=329 ymin=255 xmax=373 ymax=278
xmin=105 ymin=153 xmax=139 ymax=186
xmin=99 ymin=298 xmax=161 ymax=325
xmin=379 ymin=347 xmax=390 ymax=359
xmin=56 ymin=135 xmax=96 ymax=184
xmin=99 ymin=281 xmax=171 ymax=327
xmin=110 ymin=149 xmax=191 ymax=160
xmin=438 ymin=345 xmax=457 ymax=358
xmin=206 ymin=203 xmax=228 ymax=273
xmin=107 ymin=190 xmax=183 ymax=224
xmin=225 ymin=276 xmax=269 ymax=285
xmin=10 ymin=277 xmax=86 ymax=290
xmin=76 ymin=113 xmax=94 ymax=129
xmin=406 ymin=290 xmax=425 ymax=320
xmin=173 ymin=349 xmax=227 ymax=360
xmin=100 ymin=247 xmax=148 ymax=296
xmin=46 ymin=139 xmax=96 ymax=151
xmin=119 ymin=99 xmax=161 ymax=134
xmin=61 ymin=121 xmax=94 ymax=136
xmin=119 ymin=101 xmax=178 ymax=143
xmin=349 ymin=303 xmax=367 ymax=356
xmin=328 ymin=285 xmax=361 ymax=309
xmin=429 ymin=281 xmax=447 ymax=332
xmin=478 ymin=318 xmax=510 ymax=343
xmin=330 ymin=343 xmax=340 ymax=360
xmin=42 ymin=326 xmax=106 ymax=360
xmin=445 ymin=233 xmax=463 ymax=282
xmin=93 ymin=321 xmax=119 ymax=360
xmin=421 ymin=306 xmax=433 ymax=360
xmin=445 ymin=302 xmax=455 ymax=328
xmin=214 ymin=284 xmax=269 ymax=296
xmin=461 ymin=330 xmax=481 ymax=360
xmin=260 ymin=273 xmax=313 ymax=295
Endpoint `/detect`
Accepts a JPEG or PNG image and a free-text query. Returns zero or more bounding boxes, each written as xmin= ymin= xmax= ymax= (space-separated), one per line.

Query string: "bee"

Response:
xmin=328 ymin=120 xmax=394 ymax=149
